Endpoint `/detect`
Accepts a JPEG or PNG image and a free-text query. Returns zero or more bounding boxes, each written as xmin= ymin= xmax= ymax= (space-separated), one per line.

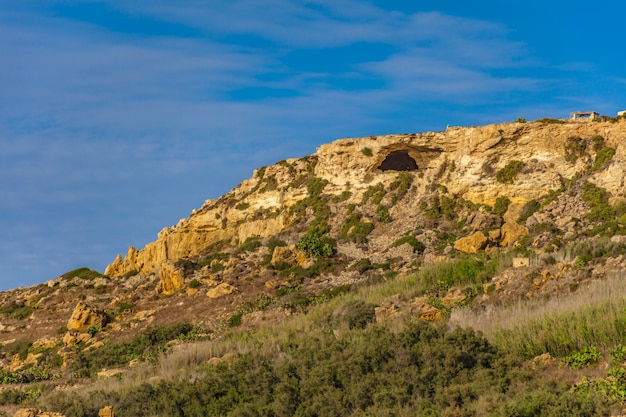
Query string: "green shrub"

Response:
xmin=198 ymin=252 xmax=228 ymax=267
xmin=516 ymin=116 xmax=527 ymax=123
xmin=565 ymin=136 xmax=587 ymax=164
xmin=341 ymin=212 xmax=374 ymax=243
xmin=228 ymin=313 xmax=243 ymax=328
xmin=330 ymin=300 xmax=376 ymax=329
xmin=562 ymin=346 xmax=602 ymax=369
xmin=492 ymin=196 xmax=511 ymax=216
xmin=535 ymin=117 xmax=564 ymax=124
xmin=332 ymin=191 xmax=352 ymax=203
xmin=0 ymin=302 xmax=34 ymax=320
xmin=61 ymin=267 xmax=104 ymax=281
xmin=188 ymin=279 xmax=201 ymax=289
xmin=376 ymin=205 xmax=391 ymax=223
xmin=361 ymin=183 xmax=386 ymax=205
xmin=393 ymin=235 xmax=426 ymax=254
xmin=518 ymin=199 xmax=541 ymax=222
xmin=591 ymin=147 xmax=615 ymax=171
xmin=361 ymin=147 xmax=373 ymax=157
xmin=235 ymin=202 xmax=250 ymax=210
xmin=388 ymin=172 xmax=413 ymax=204
xmin=239 ymin=237 xmax=262 ymax=252
xmin=581 ymin=181 xmax=615 ymax=222
xmin=86 ymin=325 xmax=101 ymax=337
xmin=70 ymin=323 xmax=196 ymax=377
xmin=296 ymin=230 xmax=334 ymax=258
xmin=496 ymin=160 xmax=524 ymax=184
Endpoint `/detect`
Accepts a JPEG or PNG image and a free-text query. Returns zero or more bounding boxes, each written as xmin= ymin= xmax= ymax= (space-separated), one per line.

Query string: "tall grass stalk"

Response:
xmin=450 ymin=271 xmax=626 ymax=358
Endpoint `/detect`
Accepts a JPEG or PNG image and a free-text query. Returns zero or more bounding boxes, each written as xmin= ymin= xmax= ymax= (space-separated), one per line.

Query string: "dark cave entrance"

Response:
xmin=377 ymin=150 xmax=419 ymax=171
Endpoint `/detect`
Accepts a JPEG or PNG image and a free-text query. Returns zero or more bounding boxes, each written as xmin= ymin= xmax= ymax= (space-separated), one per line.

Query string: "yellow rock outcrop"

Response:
xmin=104 ymin=119 xmax=626 ymax=278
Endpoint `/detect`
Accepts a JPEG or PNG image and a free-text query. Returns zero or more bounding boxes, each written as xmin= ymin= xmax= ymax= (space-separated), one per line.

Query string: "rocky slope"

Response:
xmin=2 ymin=116 xmax=626 ymax=416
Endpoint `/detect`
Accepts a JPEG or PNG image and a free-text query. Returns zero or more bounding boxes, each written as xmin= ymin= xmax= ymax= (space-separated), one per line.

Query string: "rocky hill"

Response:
xmin=2 ymin=116 xmax=626 ymax=416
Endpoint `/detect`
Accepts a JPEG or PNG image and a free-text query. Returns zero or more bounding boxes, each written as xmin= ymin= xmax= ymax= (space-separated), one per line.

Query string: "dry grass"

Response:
xmin=450 ymin=271 xmax=626 ymax=357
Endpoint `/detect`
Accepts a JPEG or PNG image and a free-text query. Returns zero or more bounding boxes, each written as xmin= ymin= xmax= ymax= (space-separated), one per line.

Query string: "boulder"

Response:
xmin=13 ymin=410 xmax=39 ymax=417
xmin=98 ymin=406 xmax=115 ymax=417
xmin=62 ymin=331 xmax=92 ymax=347
xmin=454 ymin=232 xmax=488 ymax=254
xmin=271 ymin=246 xmax=296 ymax=266
xmin=206 ymin=283 xmax=236 ymax=299
xmin=500 ymin=221 xmax=529 ymax=247
xmin=157 ymin=261 xmax=185 ymax=295
xmin=67 ymin=302 xmax=108 ymax=333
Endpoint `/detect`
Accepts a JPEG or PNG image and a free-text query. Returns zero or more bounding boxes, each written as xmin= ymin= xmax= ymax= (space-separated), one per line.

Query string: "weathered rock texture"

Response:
xmin=67 ymin=302 xmax=108 ymax=332
xmin=105 ymin=119 xmax=626 ymax=277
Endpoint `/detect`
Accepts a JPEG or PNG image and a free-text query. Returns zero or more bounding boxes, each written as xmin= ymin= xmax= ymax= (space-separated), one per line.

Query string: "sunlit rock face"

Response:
xmin=105 ymin=119 xmax=626 ymax=277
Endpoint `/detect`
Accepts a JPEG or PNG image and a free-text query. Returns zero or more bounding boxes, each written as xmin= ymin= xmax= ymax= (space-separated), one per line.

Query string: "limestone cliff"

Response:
xmin=105 ymin=119 xmax=626 ymax=277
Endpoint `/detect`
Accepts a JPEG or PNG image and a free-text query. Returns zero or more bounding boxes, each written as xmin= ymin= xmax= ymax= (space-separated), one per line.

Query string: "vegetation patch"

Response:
xmin=70 ymin=323 xmax=201 ymax=378
xmin=361 ymin=147 xmax=373 ymax=157
xmin=492 ymin=196 xmax=511 ymax=216
xmin=393 ymin=235 xmax=426 ymax=254
xmin=496 ymin=160 xmax=524 ymax=184
xmin=341 ymin=212 xmax=375 ymax=243
xmin=591 ymin=147 xmax=615 ymax=172
xmin=61 ymin=267 xmax=105 ymax=281
xmin=565 ymin=135 xmax=587 ymax=164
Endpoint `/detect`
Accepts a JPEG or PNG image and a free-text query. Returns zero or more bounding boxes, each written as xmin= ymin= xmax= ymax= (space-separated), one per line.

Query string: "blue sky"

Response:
xmin=1 ymin=1 xmax=625 ymax=291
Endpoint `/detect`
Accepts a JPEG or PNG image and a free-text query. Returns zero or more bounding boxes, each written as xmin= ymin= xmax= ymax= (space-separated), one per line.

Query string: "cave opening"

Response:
xmin=378 ymin=150 xmax=419 ymax=171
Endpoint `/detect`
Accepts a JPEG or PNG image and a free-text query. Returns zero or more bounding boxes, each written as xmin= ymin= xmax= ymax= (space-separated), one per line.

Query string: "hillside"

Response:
xmin=2 ymin=116 xmax=626 ymax=416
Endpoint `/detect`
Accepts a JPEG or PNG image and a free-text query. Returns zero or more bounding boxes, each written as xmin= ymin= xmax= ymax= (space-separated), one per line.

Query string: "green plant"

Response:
xmin=332 ymin=191 xmax=352 ymax=203
xmin=492 ymin=196 xmax=511 ymax=216
xmin=516 ymin=116 xmax=527 ymax=123
xmin=239 ymin=237 xmax=262 ymax=252
xmin=376 ymin=205 xmax=391 ymax=223
xmin=116 ymin=302 xmax=135 ymax=314
xmin=361 ymin=147 xmax=373 ymax=157
xmin=122 ymin=269 xmax=139 ymax=279
xmin=565 ymin=136 xmax=587 ymax=164
xmin=393 ymin=235 xmax=426 ymax=254
xmin=0 ymin=302 xmax=34 ymax=320
xmin=188 ymin=279 xmax=201 ymax=289
xmin=591 ymin=147 xmax=615 ymax=171
xmin=496 ymin=160 xmax=524 ymax=184
xmin=388 ymin=172 xmax=413 ymax=205
xmin=86 ymin=325 xmax=101 ymax=337
xmin=341 ymin=212 xmax=374 ymax=244
xmin=361 ymin=183 xmax=386 ymax=205
xmin=296 ymin=230 xmax=334 ymax=258
xmin=535 ymin=117 xmax=564 ymax=124
xmin=562 ymin=346 xmax=602 ymax=369
xmin=228 ymin=313 xmax=243 ymax=328
xmin=235 ymin=202 xmax=250 ymax=210
xmin=518 ymin=199 xmax=541 ymax=223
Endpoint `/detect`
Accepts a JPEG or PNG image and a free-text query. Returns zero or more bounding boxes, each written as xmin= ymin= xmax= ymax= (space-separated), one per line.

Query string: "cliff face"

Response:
xmin=105 ymin=119 xmax=626 ymax=277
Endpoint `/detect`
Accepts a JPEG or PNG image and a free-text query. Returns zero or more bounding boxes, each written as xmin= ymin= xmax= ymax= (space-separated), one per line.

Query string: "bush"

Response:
xmin=330 ymin=300 xmax=376 ymax=329
xmin=70 ymin=323 xmax=197 ymax=377
xmin=361 ymin=147 xmax=373 ymax=157
xmin=591 ymin=147 xmax=615 ymax=171
xmin=188 ymin=279 xmax=201 ymax=289
xmin=376 ymin=205 xmax=391 ymax=223
xmin=562 ymin=346 xmax=602 ymax=369
xmin=492 ymin=196 xmax=511 ymax=216
xmin=235 ymin=202 xmax=250 ymax=210
xmin=239 ymin=237 xmax=262 ymax=252
xmin=296 ymin=230 xmax=334 ymax=258
xmin=565 ymin=136 xmax=587 ymax=164
xmin=393 ymin=235 xmax=426 ymax=254
xmin=518 ymin=199 xmax=541 ymax=223
xmin=496 ymin=160 xmax=524 ymax=184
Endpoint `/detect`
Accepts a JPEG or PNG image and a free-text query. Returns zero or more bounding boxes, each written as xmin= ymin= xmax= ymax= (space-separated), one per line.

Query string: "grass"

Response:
xmin=451 ymin=271 xmax=626 ymax=359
